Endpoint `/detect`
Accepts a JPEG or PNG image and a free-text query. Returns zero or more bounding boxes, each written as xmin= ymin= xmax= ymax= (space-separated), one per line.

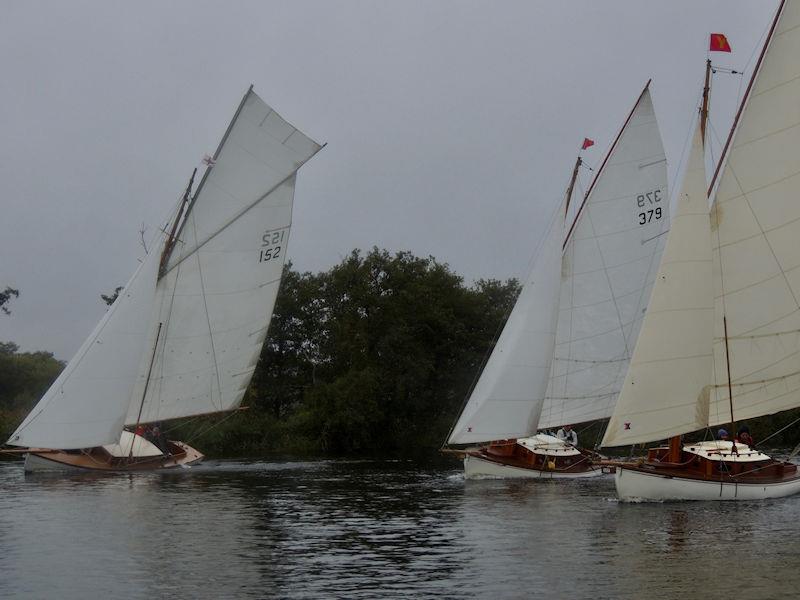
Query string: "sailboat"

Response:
xmin=603 ymin=0 xmax=800 ymax=501
xmin=445 ymin=83 xmax=670 ymax=478
xmin=3 ymin=86 xmax=322 ymax=473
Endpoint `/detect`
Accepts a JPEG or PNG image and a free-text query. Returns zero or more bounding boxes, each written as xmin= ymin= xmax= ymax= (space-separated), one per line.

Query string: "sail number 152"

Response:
xmin=260 ymin=227 xmax=287 ymax=263
xmin=637 ymin=189 xmax=662 ymax=225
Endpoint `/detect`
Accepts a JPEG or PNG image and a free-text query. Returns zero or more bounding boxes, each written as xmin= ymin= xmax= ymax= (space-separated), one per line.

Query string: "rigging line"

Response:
xmin=736 ymin=8 xmax=777 ymax=107
xmin=164 ymin=144 xmax=323 ymax=277
xmin=718 ymin=351 xmax=800 ymax=388
xmin=712 ymin=156 xmax=734 ymax=426
xmin=582 ymin=206 xmax=630 ymax=361
xmin=7 ymin=244 xmax=162 ymax=441
xmin=130 ymin=322 xmax=163 ymax=460
xmin=708 ymin=0 xmax=786 ymax=196
xmin=185 ymin=408 xmax=245 ymax=445
xmin=546 ymin=392 xmax=616 ymax=401
xmin=171 ymin=85 xmax=254 ymax=247
xmin=191 ymin=212 xmax=225 ymax=412
xmin=442 ymin=193 xmax=566 ymax=447
xmin=756 ymin=413 xmax=800 ymax=449
xmin=711 ymin=134 xmax=800 ymax=314
xmin=556 ymin=214 xmax=577 ymax=428
xmin=725 ymin=327 xmax=800 ymax=340
xmin=145 ymin=239 xmax=184 ymax=426
xmin=668 ymin=87 xmax=704 ymax=210
xmin=553 ymin=356 xmax=628 ymax=364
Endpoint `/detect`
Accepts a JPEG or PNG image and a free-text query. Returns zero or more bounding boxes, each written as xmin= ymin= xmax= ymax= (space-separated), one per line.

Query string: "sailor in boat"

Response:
xmin=149 ymin=424 xmax=169 ymax=455
xmin=556 ymin=425 xmax=577 ymax=446
xmin=737 ymin=426 xmax=754 ymax=448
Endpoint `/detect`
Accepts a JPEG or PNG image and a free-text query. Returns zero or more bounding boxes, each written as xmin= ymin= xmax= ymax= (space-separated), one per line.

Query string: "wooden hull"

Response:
xmin=462 ymin=434 xmax=603 ymax=480
xmin=23 ymin=440 xmax=204 ymax=473
xmin=614 ymin=443 xmax=800 ymax=501
xmin=464 ymin=454 xmax=604 ymax=479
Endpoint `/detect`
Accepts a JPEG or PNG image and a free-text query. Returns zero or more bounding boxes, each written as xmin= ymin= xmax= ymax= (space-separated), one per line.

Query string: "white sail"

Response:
xmin=707 ymin=0 xmax=800 ymax=427
xmin=447 ymin=202 xmax=564 ymax=445
xmin=603 ymin=121 xmax=714 ymax=446
xmin=8 ymin=246 xmax=161 ymax=449
xmin=126 ymin=89 xmax=321 ymax=425
xmin=539 ymin=85 xmax=669 ymax=430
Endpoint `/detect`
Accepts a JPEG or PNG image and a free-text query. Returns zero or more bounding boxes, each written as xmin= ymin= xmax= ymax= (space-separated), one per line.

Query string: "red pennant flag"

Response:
xmin=709 ymin=33 xmax=731 ymax=52
xmin=581 ymin=137 xmax=594 ymax=150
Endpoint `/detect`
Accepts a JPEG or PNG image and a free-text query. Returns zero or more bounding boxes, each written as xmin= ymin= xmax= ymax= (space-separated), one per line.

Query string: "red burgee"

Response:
xmin=581 ymin=137 xmax=594 ymax=150
xmin=709 ymin=33 xmax=731 ymax=52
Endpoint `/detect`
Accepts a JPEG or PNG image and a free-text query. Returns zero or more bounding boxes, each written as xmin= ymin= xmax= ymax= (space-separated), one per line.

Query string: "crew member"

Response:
xmin=557 ymin=424 xmax=578 ymax=446
xmin=737 ymin=425 xmax=754 ymax=447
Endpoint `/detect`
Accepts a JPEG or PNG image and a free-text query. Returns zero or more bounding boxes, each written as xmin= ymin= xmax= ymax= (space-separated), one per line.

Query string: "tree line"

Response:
xmin=3 ymin=250 xmax=800 ymax=456
xmin=0 ymin=250 xmax=519 ymax=455
xmin=189 ymin=248 xmax=520 ymax=455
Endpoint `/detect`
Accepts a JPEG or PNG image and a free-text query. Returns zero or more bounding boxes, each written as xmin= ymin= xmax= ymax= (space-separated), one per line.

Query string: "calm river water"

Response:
xmin=1 ymin=457 xmax=799 ymax=599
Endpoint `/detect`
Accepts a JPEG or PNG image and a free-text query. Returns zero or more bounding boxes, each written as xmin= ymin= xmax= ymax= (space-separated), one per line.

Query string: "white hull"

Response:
xmin=464 ymin=455 xmax=604 ymax=480
xmin=615 ymin=465 xmax=800 ymax=502
xmin=23 ymin=453 xmax=83 ymax=473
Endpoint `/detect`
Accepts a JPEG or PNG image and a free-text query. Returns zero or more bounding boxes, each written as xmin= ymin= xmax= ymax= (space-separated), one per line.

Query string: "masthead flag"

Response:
xmin=709 ymin=33 xmax=731 ymax=52
xmin=581 ymin=138 xmax=594 ymax=150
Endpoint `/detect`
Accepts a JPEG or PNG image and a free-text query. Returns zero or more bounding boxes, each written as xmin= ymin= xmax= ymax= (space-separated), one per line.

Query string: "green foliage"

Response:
xmin=101 ymin=286 xmax=123 ymax=306
xmin=6 ymin=249 xmax=800 ymax=457
xmin=0 ymin=287 xmax=19 ymax=315
xmin=0 ymin=342 xmax=64 ymax=441
xmin=195 ymin=248 xmax=520 ymax=456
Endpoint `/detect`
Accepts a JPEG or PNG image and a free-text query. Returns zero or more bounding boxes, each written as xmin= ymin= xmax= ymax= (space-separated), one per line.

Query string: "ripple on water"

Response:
xmin=1 ymin=458 xmax=800 ymax=599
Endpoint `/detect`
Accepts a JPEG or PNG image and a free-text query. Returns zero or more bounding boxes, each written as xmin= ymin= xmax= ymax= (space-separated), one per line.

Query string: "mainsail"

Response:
xmin=8 ymin=87 xmax=321 ymax=449
xmin=447 ymin=201 xmax=565 ymax=445
xmin=707 ymin=0 xmax=800 ymax=427
xmin=125 ymin=89 xmax=322 ymax=426
xmin=602 ymin=0 xmax=800 ymax=445
xmin=539 ymin=84 xmax=669 ymax=430
xmin=603 ymin=120 xmax=713 ymax=446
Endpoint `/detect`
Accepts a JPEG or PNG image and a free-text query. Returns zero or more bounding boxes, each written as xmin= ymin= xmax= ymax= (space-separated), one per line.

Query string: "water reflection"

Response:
xmin=1 ymin=458 xmax=799 ymax=598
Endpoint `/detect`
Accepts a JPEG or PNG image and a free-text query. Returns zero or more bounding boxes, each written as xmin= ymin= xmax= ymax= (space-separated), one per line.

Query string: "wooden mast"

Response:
xmin=564 ymin=80 xmax=651 ymax=249
xmin=159 ymin=168 xmax=197 ymax=278
xmin=564 ymin=155 xmax=582 ymax=218
xmin=703 ymin=56 xmax=738 ymax=451
xmin=700 ymin=59 xmax=712 ymax=145
xmin=129 ymin=322 xmax=163 ymax=459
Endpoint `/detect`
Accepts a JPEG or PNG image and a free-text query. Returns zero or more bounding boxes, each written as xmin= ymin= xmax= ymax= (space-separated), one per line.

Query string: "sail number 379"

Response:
xmin=260 ymin=228 xmax=288 ymax=263
xmin=637 ymin=189 xmax=662 ymax=225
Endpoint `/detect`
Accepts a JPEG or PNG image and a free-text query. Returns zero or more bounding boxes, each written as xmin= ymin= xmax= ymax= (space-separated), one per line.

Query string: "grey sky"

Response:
xmin=0 ymin=1 xmax=777 ymax=359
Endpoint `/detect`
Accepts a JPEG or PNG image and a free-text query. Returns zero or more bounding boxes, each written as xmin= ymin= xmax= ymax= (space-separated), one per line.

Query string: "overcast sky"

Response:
xmin=0 ymin=0 xmax=779 ymax=359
